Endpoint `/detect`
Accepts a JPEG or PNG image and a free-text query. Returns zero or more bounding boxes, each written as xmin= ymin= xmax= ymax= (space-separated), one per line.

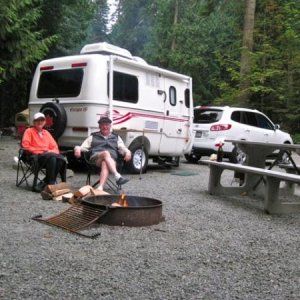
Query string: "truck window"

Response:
xmin=194 ymin=109 xmax=223 ymax=123
xmin=37 ymin=69 xmax=83 ymax=98
xmin=243 ymin=112 xmax=258 ymax=127
xmin=108 ymin=71 xmax=138 ymax=103
xmin=256 ymin=113 xmax=274 ymax=130
xmin=169 ymin=86 xmax=176 ymax=106
xmin=184 ymin=89 xmax=190 ymax=108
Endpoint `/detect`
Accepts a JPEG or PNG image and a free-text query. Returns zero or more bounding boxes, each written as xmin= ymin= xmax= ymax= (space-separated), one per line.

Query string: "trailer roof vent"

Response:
xmin=80 ymin=42 xmax=132 ymax=59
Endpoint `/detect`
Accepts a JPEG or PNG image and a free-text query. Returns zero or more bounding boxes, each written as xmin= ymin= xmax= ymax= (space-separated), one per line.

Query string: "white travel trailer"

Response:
xmin=28 ymin=42 xmax=194 ymax=173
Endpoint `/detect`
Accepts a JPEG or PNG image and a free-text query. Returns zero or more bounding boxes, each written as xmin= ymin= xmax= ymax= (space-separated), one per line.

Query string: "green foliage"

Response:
xmin=109 ymin=0 xmax=152 ymax=55
xmin=85 ymin=0 xmax=109 ymax=44
xmin=0 ymin=0 xmax=55 ymax=126
xmin=0 ymin=0 xmax=103 ymax=126
xmin=1 ymin=0 xmax=300 ymax=135
xmin=292 ymin=133 xmax=300 ymax=144
xmin=38 ymin=0 xmax=98 ymax=57
xmin=142 ymin=0 xmax=243 ymax=104
xmin=0 ymin=0 xmax=54 ymax=82
xmin=211 ymin=0 xmax=300 ymax=133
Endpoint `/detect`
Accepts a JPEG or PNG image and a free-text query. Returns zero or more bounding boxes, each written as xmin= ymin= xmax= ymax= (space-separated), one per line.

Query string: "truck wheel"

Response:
xmin=40 ymin=101 xmax=67 ymax=140
xmin=184 ymin=153 xmax=201 ymax=163
xmin=230 ymin=146 xmax=246 ymax=164
xmin=127 ymin=144 xmax=148 ymax=174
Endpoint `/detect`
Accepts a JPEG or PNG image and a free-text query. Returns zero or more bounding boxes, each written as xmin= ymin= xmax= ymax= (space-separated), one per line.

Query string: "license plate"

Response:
xmin=195 ymin=131 xmax=202 ymax=138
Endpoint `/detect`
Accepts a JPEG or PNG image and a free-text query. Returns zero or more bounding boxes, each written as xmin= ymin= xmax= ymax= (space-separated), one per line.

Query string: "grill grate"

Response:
xmin=32 ymin=204 xmax=108 ymax=238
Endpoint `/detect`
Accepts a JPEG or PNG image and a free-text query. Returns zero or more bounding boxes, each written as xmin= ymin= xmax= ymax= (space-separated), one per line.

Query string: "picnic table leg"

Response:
xmin=264 ymin=177 xmax=281 ymax=214
xmin=281 ymin=167 xmax=296 ymax=194
xmin=208 ymin=165 xmax=264 ymax=197
xmin=208 ymin=165 xmax=223 ymax=195
xmin=263 ymin=177 xmax=300 ymax=214
xmin=264 ymin=177 xmax=300 ymax=214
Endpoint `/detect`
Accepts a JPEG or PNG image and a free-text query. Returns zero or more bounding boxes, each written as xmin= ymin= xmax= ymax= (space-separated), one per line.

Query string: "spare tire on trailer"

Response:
xmin=40 ymin=101 xmax=67 ymax=140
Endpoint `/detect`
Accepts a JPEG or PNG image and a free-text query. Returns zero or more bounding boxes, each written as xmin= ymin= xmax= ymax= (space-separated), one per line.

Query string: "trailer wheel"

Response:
xmin=174 ymin=156 xmax=180 ymax=167
xmin=184 ymin=153 xmax=201 ymax=163
xmin=127 ymin=144 xmax=148 ymax=174
xmin=40 ymin=101 xmax=67 ymax=139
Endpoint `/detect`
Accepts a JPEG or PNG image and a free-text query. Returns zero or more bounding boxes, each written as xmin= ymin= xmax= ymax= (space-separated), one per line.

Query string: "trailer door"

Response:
xmin=158 ymin=81 xmax=184 ymax=155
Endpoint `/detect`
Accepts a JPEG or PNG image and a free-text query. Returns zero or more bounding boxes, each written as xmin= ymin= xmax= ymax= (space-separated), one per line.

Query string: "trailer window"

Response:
xmin=169 ymin=86 xmax=176 ymax=106
xmin=184 ymin=89 xmax=190 ymax=108
xmin=37 ymin=69 xmax=83 ymax=98
xmin=108 ymin=71 xmax=138 ymax=103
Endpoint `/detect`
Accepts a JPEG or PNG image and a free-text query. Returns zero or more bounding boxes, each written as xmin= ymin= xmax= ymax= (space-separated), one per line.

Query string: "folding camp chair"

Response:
xmin=81 ymin=151 xmax=125 ymax=194
xmin=16 ymin=149 xmax=67 ymax=192
xmin=16 ymin=149 xmax=46 ymax=191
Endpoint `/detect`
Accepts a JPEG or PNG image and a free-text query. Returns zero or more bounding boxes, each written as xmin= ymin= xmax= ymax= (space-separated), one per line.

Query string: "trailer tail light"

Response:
xmin=40 ymin=66 xmax=54 ymax=71
xmin=71 ymin=62 xmax=87 ymax=68
xmin=210 ymin=124 xmax=232 ymax=131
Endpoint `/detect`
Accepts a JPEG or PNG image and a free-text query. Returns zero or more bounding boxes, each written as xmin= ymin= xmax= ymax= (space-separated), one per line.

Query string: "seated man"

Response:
xmin=22 ymin=112 xmax=66 ymax=192
xmin=74 ymin=116 xmax=131 ymax=191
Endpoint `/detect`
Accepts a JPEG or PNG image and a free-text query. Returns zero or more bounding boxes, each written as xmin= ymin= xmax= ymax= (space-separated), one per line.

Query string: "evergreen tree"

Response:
xmin=86 ymin=0 xmax=109 ymax=44
xmin=144 ymin=0 xmax=243 ymax=104
xmin=0 ymin=0 xmax=54 ymax=126
xmin=109 ymin=0 xmax=153 ymax=55
xmin=38 ymin=0 xmax=97 ymax=57
xmin=239 ymin=0 xmax=256 ymax=106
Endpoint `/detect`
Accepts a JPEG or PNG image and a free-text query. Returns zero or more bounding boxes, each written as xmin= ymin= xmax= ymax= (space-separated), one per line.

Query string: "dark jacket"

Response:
xmin=90 ymin=132 xmax=119 ymax=161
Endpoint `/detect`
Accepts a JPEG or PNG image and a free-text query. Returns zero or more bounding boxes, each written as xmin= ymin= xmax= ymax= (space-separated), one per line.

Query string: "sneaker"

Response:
xmin=32 ymin=181 xmax=46 ymax=193
xmin=116 ymin=177 xmax=130 ymax=186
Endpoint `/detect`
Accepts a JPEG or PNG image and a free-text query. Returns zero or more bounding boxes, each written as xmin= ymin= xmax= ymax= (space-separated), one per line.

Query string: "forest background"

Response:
xmin=1 ymin=0 xmax=300 ymax=140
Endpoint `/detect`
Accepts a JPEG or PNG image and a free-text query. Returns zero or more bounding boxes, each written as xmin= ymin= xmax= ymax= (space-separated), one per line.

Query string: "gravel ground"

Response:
xmin=0 ymin=136 xmax=300 ymax=300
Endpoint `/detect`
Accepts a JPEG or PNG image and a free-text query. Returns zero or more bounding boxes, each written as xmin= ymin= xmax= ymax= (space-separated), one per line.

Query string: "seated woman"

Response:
xmin=22 ymin=112 xmax=66 ymax=192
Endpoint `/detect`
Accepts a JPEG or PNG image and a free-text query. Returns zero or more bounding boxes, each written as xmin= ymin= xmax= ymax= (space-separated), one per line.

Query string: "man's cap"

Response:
xmin=33 ymin=112 xmax=46 ymax=121
xmin=98 ymin=116 xmax=112 ymax=124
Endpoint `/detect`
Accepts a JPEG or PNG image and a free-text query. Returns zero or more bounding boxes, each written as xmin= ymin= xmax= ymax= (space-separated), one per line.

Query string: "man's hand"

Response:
xmin=124 ymin=150 xmax=132 ymax=162
xmin=74 ymin=146 xmax=81 ymax=158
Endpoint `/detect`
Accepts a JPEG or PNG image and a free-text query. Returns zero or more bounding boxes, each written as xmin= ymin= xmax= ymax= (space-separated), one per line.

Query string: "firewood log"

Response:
xmin=45 ymin=182 xmax=70 ymax=193
xmin=52 ymin=189 xmax=71 ymax=197
xmin=90 ymin=188 xmax=109 ymax=196
xmin=73 ymin=185 xmax=93 ymax=198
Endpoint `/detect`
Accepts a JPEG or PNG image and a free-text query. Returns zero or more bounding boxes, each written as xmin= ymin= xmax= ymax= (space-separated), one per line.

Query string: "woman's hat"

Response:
xmin=33 ymin=112 xmax=46 ymax=121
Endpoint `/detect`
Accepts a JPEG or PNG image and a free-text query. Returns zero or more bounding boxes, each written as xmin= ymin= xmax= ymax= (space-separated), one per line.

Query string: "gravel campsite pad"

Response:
xmin=0 ymin=136 xmax=300 ymax=299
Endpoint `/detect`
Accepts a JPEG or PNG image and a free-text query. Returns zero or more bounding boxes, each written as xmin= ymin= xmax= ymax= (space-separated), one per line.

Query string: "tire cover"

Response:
xmin=40 ymin=102 xmax=67 ymax=139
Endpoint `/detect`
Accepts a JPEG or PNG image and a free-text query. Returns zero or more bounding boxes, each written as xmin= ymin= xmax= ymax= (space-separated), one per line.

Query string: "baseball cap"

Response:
xmin=98 ymin=116 xmax=112 ymax=124
xmin=33 ymin=112 xmax=46 ymax=121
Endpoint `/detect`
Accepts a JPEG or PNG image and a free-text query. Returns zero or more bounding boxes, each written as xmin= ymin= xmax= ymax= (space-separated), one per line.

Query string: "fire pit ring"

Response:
xmin=82 ymin=195 xmax=163 ymax=227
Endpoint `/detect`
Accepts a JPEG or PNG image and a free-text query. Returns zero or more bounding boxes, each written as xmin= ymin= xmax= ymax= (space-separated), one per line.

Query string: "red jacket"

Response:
xmin=22 ymin=127 xmax=59 ymax=155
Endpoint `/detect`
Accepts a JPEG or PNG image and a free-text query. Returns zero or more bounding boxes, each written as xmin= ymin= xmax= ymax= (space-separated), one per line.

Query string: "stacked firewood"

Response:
xmin=41 ymin=183 xmax=108 ymax=202
xmin=41 ymin=182 xmax=73 ymax=201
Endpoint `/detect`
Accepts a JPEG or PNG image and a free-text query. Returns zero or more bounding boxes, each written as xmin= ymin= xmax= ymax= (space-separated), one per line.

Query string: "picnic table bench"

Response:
xmin=201 ymin=160 xmax=300 ymax=214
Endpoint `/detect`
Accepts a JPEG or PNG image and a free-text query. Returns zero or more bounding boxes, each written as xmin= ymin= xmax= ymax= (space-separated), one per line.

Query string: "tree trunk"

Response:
xmin=239 ymin=0 xmax=256 ymax=106
xmin=171 ymin=0 xmax=179 ymax=50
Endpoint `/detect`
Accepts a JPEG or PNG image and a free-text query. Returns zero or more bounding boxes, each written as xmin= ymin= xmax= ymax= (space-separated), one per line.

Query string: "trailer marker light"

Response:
xmin=40 ymin=66 xmax=54 ymax=71
xmin=71 ymin=62 xmax=87 ymax=68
